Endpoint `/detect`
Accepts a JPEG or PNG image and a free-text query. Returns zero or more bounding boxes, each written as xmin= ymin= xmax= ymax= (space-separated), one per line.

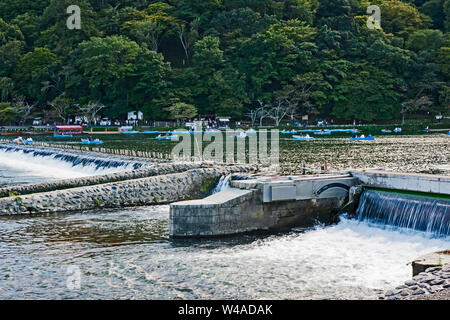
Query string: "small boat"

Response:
xmin=349 ymin=135 xmax=375 ymax=141
xmin=297 ymin=129 xmax=316 ymax=133
xmin=313 ymin=130 xmax=331 ymax=135
xmin=381 ymin=129 xmax=392 ymax=133
xmin=155 ymin=135 xmax=178 ymax=140
xmin=333 ymin=129 xmax=358 ymax=134
xmin=247 ymin=129 xmax=257 ymax=134
xmin=236 ymin=132 xmax=247 ymax=139
xmin=25 ymin=139 xmax=33 ymax=145
xmin=205 ymin=130 xmax=221 ymax=134
xmin=81 ymin=139 xmax=103 ymax=145
xmin=293 ymin=135 xmax=314 ymax=141
xmin=53 ymin=125 xmax=82 ymax=138
xmin=143 ymin=131 xmax=159 ymax=134
xmin=121 ymin=131 xmax=139 ymax=135
xmin=54 ymin=134 xmax=72 ymax=138
xmin=281 ymin=130 xmax=298 ymax=134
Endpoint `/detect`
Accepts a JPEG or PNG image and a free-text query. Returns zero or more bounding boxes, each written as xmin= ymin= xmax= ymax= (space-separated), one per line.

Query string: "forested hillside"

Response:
xmin=0 ymin=0 xmax=449 ymax=124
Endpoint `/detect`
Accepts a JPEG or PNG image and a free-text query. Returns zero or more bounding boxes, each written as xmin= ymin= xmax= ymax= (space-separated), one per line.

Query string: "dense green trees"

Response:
xmin=0 ymin=0 xmax=448 ymax=124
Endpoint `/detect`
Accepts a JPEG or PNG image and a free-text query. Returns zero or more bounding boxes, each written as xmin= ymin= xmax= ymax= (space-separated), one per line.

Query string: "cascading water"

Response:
xmin=212 ymin=174 xmax=254 ymax=194
xmin=0 ymin=145 xmax=148 ymax=180
xmin=212 ymin=175 xmax=231 ymax=194
xmin=355 ymin=189 xmax=450 ymax=237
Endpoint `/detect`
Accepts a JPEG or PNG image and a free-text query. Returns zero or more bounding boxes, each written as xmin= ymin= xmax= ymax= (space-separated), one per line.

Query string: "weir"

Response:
xmin=0 ymin=144 xmax=150 ymax=174
xmin=355 ymin=189 xmax=450 ymax=237
xmin=170 ymin=174 xmax=357 ymax=237
xmin=0 ymin=143 xmax=256 ymax=215
xmin=170 ymin=170 xmax=450 ymax=238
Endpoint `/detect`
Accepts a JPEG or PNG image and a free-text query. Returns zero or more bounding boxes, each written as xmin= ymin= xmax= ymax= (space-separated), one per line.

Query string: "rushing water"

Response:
xmin=0 ymin=145 xmax=148 ymax=187
xmin=0 ymin=135 xmax=449 ymax=299
xmin=356 ymin=189 xmax=450 ymax=237
xmin=0 ymin=206 xmax=448 ymax=300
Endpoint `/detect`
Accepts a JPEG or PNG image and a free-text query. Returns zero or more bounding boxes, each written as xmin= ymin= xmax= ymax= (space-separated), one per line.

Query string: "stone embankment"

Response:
xmin=382 ymin=251 xmax=450 ymax=300
xmin=382 ymin=265 xmax=450 ymax=300
xmin=0 ymin=162 xmax=216 ymax=197
xmin=0 ymin=165 xmax=254 ymax=215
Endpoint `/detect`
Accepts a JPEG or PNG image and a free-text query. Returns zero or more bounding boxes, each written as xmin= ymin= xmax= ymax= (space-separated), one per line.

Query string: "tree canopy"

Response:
xmin=0 ymin=0 xmax=448 ymax=124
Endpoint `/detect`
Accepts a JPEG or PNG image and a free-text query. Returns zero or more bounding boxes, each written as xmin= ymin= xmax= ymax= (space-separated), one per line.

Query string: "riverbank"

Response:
xmin=382 ymin=264 xmax=450 ymax=300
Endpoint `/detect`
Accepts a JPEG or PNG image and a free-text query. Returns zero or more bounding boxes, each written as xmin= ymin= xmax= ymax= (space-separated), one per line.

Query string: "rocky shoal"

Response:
xmin=381 ymin=264 xmax=450 ymax=300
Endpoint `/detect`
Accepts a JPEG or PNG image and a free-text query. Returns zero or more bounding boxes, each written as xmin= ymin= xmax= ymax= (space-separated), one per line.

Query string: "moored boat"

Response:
xmin=81 ymin=139 xmax=103 ymax=145
xmin=313 ymin=130 xmax=331 ymax=135
xmin=53 ymin=134 xmax=72 ymax=138
xmin=292 ymin=135 xmax=314 ymax=141
xmin=155 ymin=135 xmax=178 ymax=140
xmin=349 ymin=135 xmax=375 ymax=141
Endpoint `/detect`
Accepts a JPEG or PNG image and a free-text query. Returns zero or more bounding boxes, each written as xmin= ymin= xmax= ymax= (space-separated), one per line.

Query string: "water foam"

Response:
xmin=0 ymin=145 xmax=146 ymax=180
xmin=163 ymin=216 xmax=449 ymax=299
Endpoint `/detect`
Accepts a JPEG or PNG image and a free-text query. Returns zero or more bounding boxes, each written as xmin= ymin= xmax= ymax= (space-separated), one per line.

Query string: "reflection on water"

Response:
xmin=280 ymin=135 xmax=450 ymax=175
xmin=0 ymin=206 xmax=448 ymax=300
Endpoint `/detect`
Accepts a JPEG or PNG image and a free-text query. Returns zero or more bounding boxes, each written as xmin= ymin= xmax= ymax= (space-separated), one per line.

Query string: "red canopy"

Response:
xmin=53 ymin=126 xmax=83 ymax=130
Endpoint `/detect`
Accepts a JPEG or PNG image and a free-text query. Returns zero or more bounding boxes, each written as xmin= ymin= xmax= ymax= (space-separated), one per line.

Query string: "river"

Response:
xmin=0 ymin=134 xmax=449 ymax=299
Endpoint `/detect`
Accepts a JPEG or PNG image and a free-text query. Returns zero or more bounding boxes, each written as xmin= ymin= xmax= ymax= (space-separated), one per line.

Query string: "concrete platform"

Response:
xmin=170 ymin=174 xmax=356 ymax=238
xmin=411 ymin=251 xmax=450 ymax=276
xmin=172 ymin=188 xmax=254 ymax=208
xmin=350 ymin=170 xmax=450 ymax=195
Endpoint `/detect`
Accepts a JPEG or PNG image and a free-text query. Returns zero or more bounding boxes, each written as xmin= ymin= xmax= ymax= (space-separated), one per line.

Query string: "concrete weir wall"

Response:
xmin=350 ymin=170 xmax=450 ymax=195
xmin=170 ymin=175 xmax=357 ymax=237
xmin=0 ymin=165 xmax=254 ymax=215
